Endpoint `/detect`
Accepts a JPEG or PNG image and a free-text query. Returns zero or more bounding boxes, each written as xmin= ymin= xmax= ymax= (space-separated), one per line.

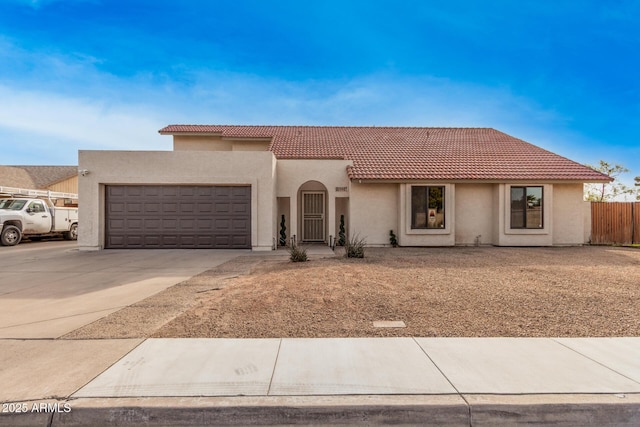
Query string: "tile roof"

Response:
xmin=0 ymin=166 xmax=78 ymax=189
xmin=159 ymin=125 xmax=611 ymax=182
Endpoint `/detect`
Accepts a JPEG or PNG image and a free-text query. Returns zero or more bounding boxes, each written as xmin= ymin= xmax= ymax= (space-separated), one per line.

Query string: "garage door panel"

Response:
xmin=143 ymin=235 xmax=161 ymax=246
xmin=214 ymin=187 xmax=231 ymax=197
xmin=108 ymin=218 xmax=125 ymax=229
xmin=108 ymin=186 xmax=125 ymax=197
xmin=126 ymin=187 xmax=144 ymax=197
xmin=127 ymin=235 xmax=144 ymax=246
xmin=144 ymin=203 xmax=161 ymax=213
xmin=162 ymin=219 xmax=178 ymax=228
xmin=198 ymin=203 xmax=214 ymax=213
xmin=179 ymin=203 xmax=195 ymax=213
xmin=196 ymin=218 xmax=214 ymax=230
xmin=232 ymin=203 xmax=249 ymax=214
xmin=106 ymin=185 xmax=251 ymax=249
xmin=231 ymin=235 xmax=251 ymax=247
xmin=162 ymin=203 xmax=179 ymax=213
xmin=232 ymin=218 xmax=250 ymax=230
xmin=215 ymin=203 xmax=230 ymax=213
xmin=178 ymin=218 xmax=195 ymax=230
xmin=108 ymin=203 xmax=125 ymax=214
xmin=161 ymin=187 xmax=179 ymax=197
xmin=215 ymin=219 xmax=229 ymax=230
xmin=107 ymin=235 xmax=125 ymax=246
xmin=126 ymin=219 xmax=143 ymax=231
xmin=159 ymin=235 xmax=177 ymax=246
xmin=143 ymin=187 xmax=161 ymax=197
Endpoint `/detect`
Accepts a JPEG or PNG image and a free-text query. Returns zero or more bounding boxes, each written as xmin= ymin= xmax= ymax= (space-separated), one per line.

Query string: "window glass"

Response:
xmin=510 ymin=186 xmax=543 ymax=229
xmin=28 ymin=201 xmax=45 ymax=213
xmin=0 ymin=200 xmax=27 ymax=210
xmin=510 ymin=187 xmax=525 ymax=228
xmin=526 ymin=187 xmax=543 ymax=228
xmin=411 ymin=186 xmax=445 ymax=229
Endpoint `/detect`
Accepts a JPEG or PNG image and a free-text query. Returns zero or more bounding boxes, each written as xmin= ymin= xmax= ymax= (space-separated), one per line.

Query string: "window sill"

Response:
xmin=406 ymin=227 xmax=451 ymax=235
xmin=505 ymin=228 xmax=549 ymax=235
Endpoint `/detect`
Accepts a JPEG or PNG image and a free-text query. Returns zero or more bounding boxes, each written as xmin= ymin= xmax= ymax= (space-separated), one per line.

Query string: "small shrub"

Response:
xmin=389 ymin=230 xmax=398 ymax=247
xmin=344 ymin=234 xmax=366 ymax=258
xmin=288 ymin=244 xmax=308 ymax=262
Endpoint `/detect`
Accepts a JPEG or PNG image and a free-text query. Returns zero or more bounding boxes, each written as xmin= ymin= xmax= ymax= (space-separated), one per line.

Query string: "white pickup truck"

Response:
xmin=0 ymin=198 xmax=78 ymax=246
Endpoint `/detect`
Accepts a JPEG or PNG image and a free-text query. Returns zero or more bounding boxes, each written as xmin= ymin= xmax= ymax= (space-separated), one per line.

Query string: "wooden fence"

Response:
xmin=591 ymin=202 xmax=640 ymax=245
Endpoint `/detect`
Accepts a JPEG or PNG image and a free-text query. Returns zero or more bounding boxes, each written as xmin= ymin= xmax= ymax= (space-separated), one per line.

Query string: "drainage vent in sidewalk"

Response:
xmin=373 ymin=321 xmax=406 ymax=328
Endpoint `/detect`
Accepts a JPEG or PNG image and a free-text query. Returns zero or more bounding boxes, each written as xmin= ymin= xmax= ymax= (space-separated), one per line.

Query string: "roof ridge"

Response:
xmin=163 ymin=124 xmax=496 ymax=130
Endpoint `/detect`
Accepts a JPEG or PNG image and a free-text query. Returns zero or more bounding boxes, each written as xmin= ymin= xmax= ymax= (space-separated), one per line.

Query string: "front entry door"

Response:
xmin=302 ymin=192 xmax=325 ymax=242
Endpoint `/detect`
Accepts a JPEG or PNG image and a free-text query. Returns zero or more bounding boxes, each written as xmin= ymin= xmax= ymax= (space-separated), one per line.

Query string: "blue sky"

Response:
xmin=1 ymin=0 xmax=639 ymax=185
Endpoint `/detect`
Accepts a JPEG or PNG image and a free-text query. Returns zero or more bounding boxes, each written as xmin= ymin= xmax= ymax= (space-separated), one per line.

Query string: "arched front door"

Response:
xmin=298 ymin=180 xmax=328 ymax=243
xmin=302 ymin=191 xmax=325 ymax=241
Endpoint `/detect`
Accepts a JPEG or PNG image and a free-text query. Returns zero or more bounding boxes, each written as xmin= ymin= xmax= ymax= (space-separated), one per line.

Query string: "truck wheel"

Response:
xmin=64 ymin=223 xmax=78 ymax=241
xmin=1 ymin=225 xmax=22 ymax=246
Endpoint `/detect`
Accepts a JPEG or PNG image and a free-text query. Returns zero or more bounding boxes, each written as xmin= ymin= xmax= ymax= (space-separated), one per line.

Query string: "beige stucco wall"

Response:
xmin=276 ymin=159 xmax=352 ymax=244
xmin=174 ymin=135 xmax=232 ymax=151
xmin=551 ymin=183 xmax=588 ymax=245
xmin=173 ymin=135 xmax=270 ymax=152
xmin=78 ymin=150 xmax=276 ymax=251
xmin=349 ymin=182 xmax=398 ymax=246
xmin=454 ymin=184 xmax=494 ymax=245
xmin=232 ymin=140 xmax=271 ymax=151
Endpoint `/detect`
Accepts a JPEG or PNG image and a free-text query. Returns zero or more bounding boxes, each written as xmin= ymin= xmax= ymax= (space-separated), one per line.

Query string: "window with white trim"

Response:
xmin=411 ymin=186 xmax=445 ymax=229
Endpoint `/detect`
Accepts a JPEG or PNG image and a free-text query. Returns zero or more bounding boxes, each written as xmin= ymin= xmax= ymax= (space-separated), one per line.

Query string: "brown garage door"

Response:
xmin=105 ymin=185 xmax=251 ymax=249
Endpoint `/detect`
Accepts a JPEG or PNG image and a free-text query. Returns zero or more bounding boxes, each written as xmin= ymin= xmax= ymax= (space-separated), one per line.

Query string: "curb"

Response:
xmin=54 ymin=396 xmax=467 ymax=426
xmin=3 ymin=394 xmax=639 ymax=426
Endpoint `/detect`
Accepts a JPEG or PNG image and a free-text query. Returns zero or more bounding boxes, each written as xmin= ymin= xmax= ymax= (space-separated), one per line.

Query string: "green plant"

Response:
xmin=389 ymin=230 xmax=398 ymax=247
xmin=279 ymin=214 xmax=287 ymax=246
xmin=344 ymin=234 xmax=366 ymax=258
xmin=338 ymin=214 xmax=346 ymax=246
xmin=288 ymin=243 xmax=308 ymax=262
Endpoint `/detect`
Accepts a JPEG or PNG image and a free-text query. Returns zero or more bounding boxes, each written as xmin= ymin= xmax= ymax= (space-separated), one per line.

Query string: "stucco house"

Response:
xmin=78 ymin=125 xmax=609 ymax=251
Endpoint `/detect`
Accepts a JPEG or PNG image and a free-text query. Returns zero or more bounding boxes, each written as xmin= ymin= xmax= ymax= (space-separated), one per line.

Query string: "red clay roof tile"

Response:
xmin=159 ymin=125 xmax=610 ymax=182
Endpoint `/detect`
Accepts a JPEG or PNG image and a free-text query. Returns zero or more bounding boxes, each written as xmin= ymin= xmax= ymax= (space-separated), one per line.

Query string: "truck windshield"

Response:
xmin=0 ymin=199 xmax=27 ymax=210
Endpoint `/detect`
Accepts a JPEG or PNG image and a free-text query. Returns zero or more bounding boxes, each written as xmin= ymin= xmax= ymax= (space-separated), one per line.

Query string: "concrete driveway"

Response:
xmin=0 ymin=241 xmax=245 ymax=338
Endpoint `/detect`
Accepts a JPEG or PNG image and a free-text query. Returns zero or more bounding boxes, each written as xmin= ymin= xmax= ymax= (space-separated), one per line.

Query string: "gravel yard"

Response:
xmin=65 ymin=246 xmax=640 ymax=340
xmin=146 ymin=246 xmax=640 ymax=338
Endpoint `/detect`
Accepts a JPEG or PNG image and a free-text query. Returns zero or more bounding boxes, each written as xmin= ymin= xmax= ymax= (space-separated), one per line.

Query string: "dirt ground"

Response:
xmin=65 ymin=246 xmax=640 ymax=339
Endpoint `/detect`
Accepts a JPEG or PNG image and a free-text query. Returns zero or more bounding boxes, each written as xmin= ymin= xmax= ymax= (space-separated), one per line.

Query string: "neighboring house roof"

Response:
xmin=0 ymin=166 xmax=78 ymax=189
xmin=159 ymin=125 xmax=611 ymax=182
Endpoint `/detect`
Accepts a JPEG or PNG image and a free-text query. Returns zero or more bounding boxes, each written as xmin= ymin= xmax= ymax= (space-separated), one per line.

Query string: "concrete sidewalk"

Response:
xmin=1 ymin=337 xmax=639 ymax=426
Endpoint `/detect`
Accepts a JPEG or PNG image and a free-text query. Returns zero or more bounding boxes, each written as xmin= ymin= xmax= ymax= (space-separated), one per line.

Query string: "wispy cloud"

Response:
xmin=0 ymin=85 xmax=170 ymax=157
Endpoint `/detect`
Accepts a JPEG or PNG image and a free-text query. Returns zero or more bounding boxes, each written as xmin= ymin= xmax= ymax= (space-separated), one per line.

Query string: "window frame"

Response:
xmin=510 ymin=185 xmax=544 ymax=229
xmin=410 ymin=185 xmax=446 ymax=230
